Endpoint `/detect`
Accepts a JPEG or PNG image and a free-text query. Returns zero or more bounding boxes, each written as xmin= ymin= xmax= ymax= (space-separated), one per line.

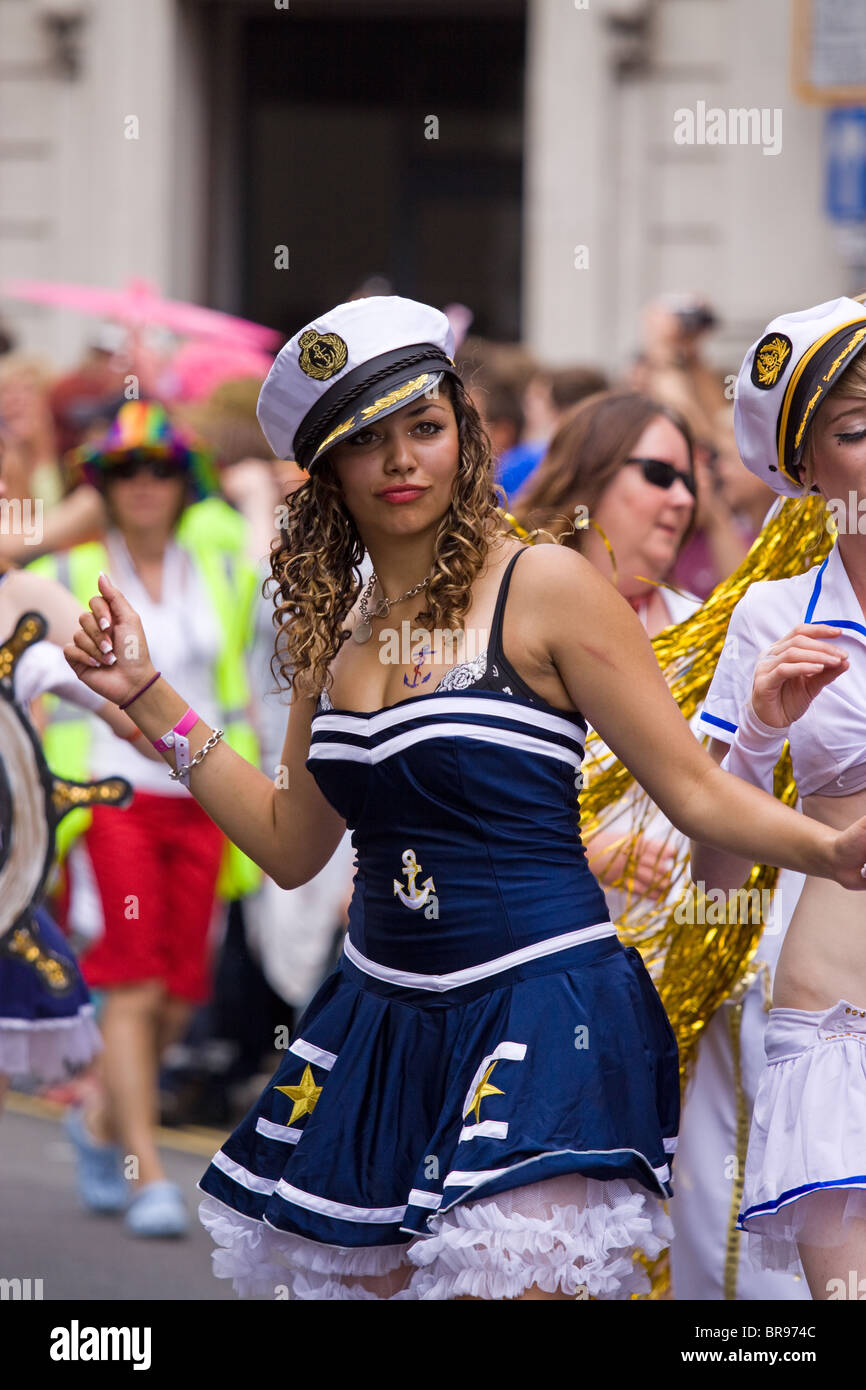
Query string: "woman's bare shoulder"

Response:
xmin=509 ymin=541 xmax=611 ymax=607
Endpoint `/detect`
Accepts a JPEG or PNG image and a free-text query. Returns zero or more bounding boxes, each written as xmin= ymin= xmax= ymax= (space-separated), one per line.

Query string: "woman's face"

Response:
xmin=103 ymin=464 xmax=187 ymax=537
xmin=807 ymin=393 xmax=866 ymax=506
xmin=328 ymin=389 xmax=461 ymax=541
xmin=587 ymin=415 xmax=695 ymax=587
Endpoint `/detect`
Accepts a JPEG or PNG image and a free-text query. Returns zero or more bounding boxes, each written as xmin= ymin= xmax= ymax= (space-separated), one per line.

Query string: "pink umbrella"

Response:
xmin=0 ymin=276 xmax=281 ymax=349
xmin=157 ymin=339 xmax=275 ymax=403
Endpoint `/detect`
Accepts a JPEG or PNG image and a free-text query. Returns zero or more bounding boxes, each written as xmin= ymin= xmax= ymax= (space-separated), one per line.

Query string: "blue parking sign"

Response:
xmin=826 ymin=108 xmax=866 ymax=222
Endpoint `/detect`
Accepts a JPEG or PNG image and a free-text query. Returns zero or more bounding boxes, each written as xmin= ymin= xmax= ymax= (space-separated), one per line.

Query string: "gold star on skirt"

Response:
xmin=275 ymin=1064 xmax=323 ymax=1125
xmin=465 ymin=1061 xmax=504 ymax=1124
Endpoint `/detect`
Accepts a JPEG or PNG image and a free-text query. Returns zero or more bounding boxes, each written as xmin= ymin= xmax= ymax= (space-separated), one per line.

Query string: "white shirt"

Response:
xmin=88 ymin=533 xmax=223 ymax=797
xmin=699 ymin=541 xmax=866 ymax=797
xmin=15 ymin=640 xmax=105 ymax=713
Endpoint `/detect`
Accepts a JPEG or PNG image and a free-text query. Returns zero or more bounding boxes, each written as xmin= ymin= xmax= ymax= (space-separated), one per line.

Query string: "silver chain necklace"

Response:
xmin=353 ymin=572 xmax=430 ymax=644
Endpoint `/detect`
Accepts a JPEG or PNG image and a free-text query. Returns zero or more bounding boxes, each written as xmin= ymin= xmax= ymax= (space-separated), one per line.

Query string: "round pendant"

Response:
xmin=353 ymin=621 xmax=373 ymax=644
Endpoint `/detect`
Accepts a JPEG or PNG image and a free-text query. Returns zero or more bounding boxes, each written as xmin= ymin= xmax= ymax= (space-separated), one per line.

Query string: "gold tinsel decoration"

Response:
xmin=576 ymin=493 xmax=834 ymax=1085
xmin=502 ymin=496 xmax=834 ymax=1074
xmin=501 ymin=498 xmax=834 ymax=1299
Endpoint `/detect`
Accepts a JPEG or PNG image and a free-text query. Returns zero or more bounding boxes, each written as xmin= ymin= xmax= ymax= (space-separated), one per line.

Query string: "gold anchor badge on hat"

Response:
xmin=297 ymin=330 xmax=348 ymax=381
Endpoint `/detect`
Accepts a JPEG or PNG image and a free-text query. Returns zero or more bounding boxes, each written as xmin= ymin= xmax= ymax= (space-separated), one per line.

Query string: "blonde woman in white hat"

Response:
xmin=64 ymin=295 xmax=866 ymax=1301
xmin=693 ymin=296 xmax=866 ymax=1298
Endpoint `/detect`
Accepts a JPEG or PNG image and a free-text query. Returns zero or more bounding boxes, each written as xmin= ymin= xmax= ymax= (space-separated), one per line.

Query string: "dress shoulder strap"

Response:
xmin=487 ymin=548 xmax=529 ymax=659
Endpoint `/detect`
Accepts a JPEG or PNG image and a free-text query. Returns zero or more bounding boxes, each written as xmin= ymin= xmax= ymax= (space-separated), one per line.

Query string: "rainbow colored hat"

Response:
xmin=71 ymin=400 xmax=220 ymax=500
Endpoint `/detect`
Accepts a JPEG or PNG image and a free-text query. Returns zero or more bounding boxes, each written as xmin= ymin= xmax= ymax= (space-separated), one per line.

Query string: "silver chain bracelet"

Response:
xmin=168 ymin=727 xmax=225 ymax=781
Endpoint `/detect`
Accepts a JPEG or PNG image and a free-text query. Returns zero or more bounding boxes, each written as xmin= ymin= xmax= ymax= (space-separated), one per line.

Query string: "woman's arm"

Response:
xmin=64 ymin=572 xmax=347 ymax=889
xmin=0 ymin=485 xmax=106 ymax=563
xmin=688 ymin=737 xmax=754 ymax=891
xmin=690 ymin=623 xmax=850 ymax=890
xmin=526 ymin=546 xmax=866 ymax=889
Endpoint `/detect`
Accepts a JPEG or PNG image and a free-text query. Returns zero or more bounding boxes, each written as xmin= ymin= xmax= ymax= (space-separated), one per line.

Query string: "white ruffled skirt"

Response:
xmin=199 ymin=1173 xmax=673 ymax=1301
xmin=0 ymin=1005 xmax=101 ymax=1083
xmin=739 ymin=999 xmax=866 ymax=1273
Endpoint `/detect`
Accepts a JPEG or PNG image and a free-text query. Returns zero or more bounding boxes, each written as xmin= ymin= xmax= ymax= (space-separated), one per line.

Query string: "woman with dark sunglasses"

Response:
xmin=512 ymin=390 xmax=807 ymax=1300
xmin=513 ymin=391 xmax=697 ymax=638
xmin=512 ymin=390 xmax=697 ymax=918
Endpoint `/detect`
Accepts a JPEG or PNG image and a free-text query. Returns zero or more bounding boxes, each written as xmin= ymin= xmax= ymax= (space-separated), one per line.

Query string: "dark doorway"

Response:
xmin=228 ymin=6 xmax=526 ymax=340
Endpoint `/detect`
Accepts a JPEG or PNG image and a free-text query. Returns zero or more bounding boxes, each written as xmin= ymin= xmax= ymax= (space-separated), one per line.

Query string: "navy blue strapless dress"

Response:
xmin=199 ymin=550 xmax=679 ymax=1255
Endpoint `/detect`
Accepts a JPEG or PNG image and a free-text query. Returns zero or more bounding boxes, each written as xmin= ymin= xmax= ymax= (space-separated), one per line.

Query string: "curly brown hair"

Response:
xmin=268 ymin=374 xmax=508 ymax=695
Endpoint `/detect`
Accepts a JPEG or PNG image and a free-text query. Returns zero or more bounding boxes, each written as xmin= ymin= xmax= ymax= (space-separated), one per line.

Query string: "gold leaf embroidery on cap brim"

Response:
xmin=314 ymin=415 xmax=358 ymax=456
xmin=794 ymin=387 xmax=825 ymax=450
xmin=821 ymin=326 xmax=866 ymax=385
xmin=778 ymin=319 xmax=865 ymax=481
xmin=794 ymin=327 xmax=866 ymax=450
xmin=359 ymin=373 xmax=433 ymax=420
xmin=312 ymin=372 xmax=435 ymax=460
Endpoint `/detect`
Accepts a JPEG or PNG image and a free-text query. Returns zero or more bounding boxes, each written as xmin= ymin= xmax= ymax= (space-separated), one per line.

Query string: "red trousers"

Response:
xmin=81 ymin=791 xmax=224 ymax=1003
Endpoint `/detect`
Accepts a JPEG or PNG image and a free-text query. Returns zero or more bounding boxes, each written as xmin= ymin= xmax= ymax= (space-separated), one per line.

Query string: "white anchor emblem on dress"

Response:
xmin=393 ymin=848 xmax=436 ymax=910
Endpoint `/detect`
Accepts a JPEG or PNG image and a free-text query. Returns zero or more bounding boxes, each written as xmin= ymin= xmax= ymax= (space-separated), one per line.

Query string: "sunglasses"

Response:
xmin=625 ymin=457 xmax=697 ymax=497
xmin=108 ymin=456 xmax=183 ymax=483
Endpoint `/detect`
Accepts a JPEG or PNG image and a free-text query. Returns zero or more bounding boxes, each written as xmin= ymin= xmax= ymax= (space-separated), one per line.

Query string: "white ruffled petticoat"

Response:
xmin=0 ymin=1005 xmax=102 ymax=1082
xmin=199 ymin=1172 xmax=674 ymax=1300
xmin=739 ymin=999 xmax=866 ymax=1274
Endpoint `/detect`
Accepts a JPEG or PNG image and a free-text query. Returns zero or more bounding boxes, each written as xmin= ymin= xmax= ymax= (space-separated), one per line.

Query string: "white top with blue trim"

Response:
xmin=699 ymin=542 xmax=866 ymax=797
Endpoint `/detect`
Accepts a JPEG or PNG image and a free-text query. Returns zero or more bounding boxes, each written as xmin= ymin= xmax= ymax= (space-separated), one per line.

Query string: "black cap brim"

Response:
xmin=780 ymin=320 xmax=866 ymax=482
xmin=293 ymin=344 xmax=457 ymax=469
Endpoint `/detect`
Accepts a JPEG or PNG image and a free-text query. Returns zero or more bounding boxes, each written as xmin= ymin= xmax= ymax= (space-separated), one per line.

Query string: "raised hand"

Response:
xmin=751 ymin=624 xmax=849 ymax=729
xmin=586 ymin=830 xmax=677 ymax=902
xmin=63 ymin=572 xmax=156 ymax=708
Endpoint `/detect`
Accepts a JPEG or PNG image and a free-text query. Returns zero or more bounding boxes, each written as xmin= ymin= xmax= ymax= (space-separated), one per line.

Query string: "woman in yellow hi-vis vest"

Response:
xmin=46 ymin=401 xmax=259 ymax=1239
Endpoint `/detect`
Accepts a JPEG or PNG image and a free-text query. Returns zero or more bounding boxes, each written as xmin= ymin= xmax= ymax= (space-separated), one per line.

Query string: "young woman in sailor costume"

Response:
xmin=693 ymin=296 xmax=866 ymax=1298
xmin=65 ymin=296 xmax=866 ymax=1301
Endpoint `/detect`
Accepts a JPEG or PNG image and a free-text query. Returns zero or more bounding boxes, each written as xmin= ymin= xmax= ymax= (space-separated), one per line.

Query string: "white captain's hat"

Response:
xmin=734 ymin=295 xmax=866 ymax=496
xmin=256 ymin=295 xmax=458 ymax=471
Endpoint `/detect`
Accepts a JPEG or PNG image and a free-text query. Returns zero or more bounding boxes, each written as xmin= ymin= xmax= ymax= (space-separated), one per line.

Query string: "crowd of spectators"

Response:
xmin=0 ymin=287 xmax=774 ymax=1133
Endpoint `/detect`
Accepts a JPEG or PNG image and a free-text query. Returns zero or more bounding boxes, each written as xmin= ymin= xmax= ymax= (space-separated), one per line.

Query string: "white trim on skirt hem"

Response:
xmin=198 ymin=1172 xmax=674 ymax=1301
xmin=0 ymin=1009 xmax=101 ymax=1082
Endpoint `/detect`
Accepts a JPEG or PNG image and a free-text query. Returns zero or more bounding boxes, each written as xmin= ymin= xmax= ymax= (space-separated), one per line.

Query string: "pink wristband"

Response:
xmin=152 ymin=707 xmax=198 ymax=754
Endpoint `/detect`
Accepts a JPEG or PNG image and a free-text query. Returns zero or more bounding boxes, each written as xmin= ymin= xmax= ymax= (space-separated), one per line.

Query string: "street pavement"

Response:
xmin=1 ymin=1098 xmax=236 ymax=1300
